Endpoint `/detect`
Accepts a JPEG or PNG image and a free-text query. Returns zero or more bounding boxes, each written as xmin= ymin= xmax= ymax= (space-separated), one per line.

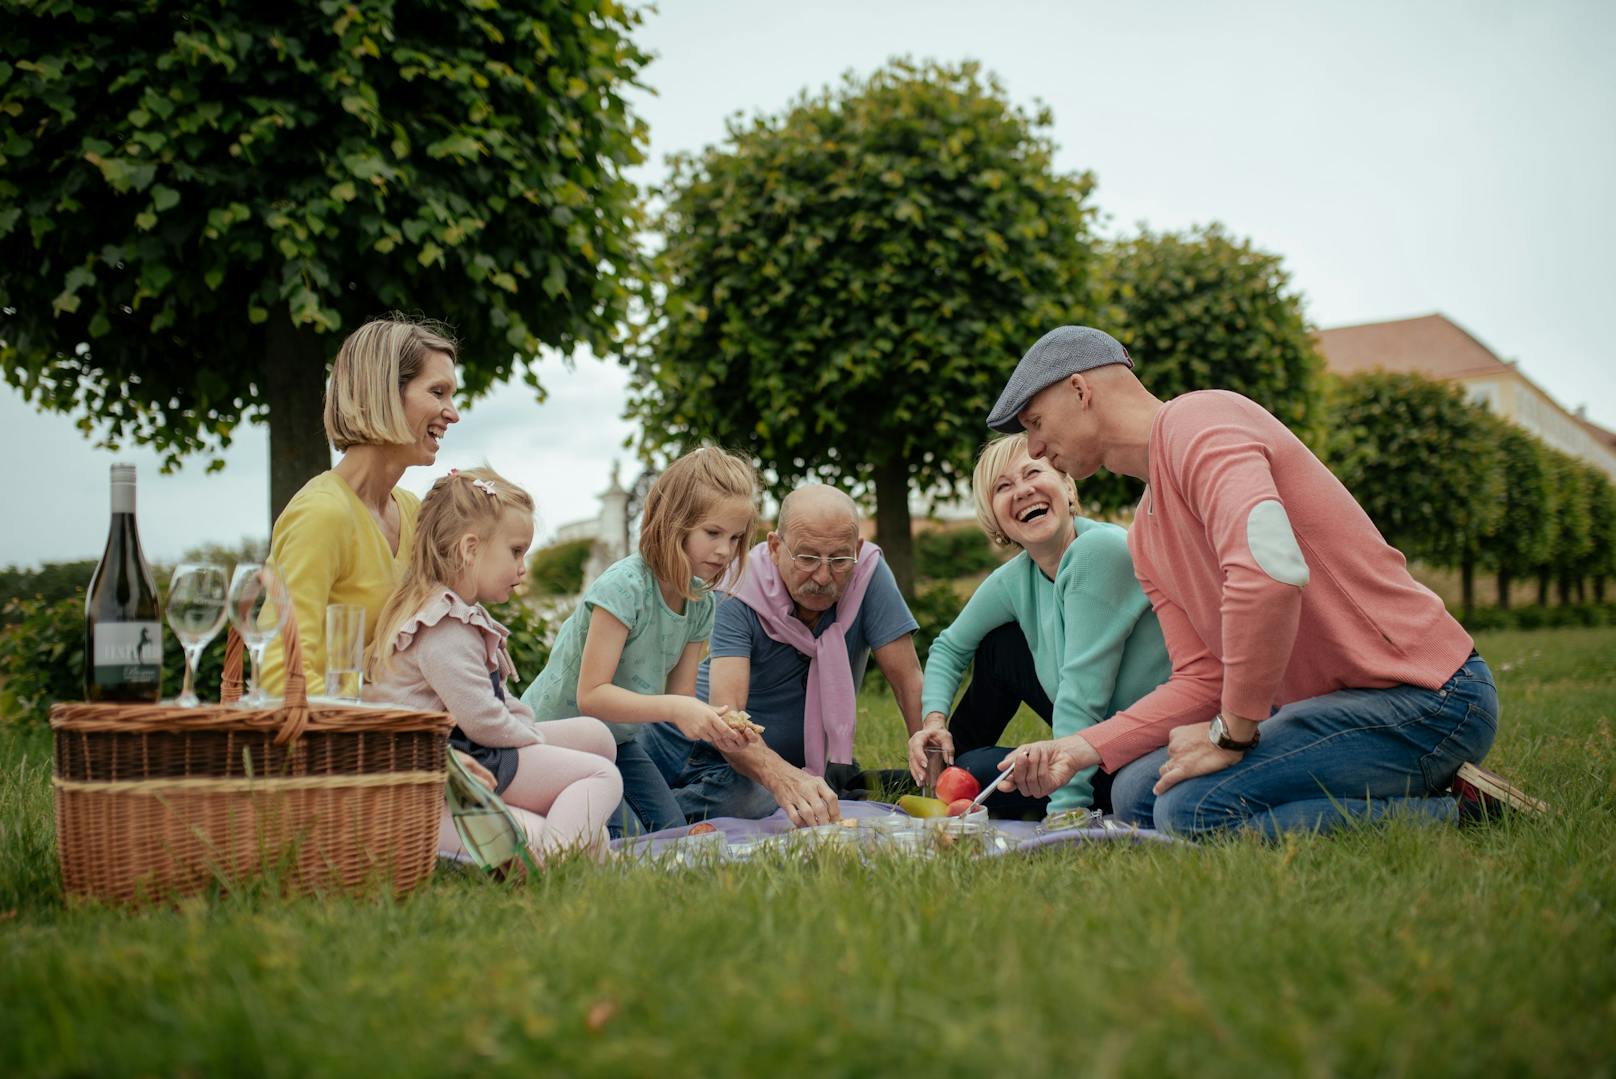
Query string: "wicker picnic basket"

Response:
xmin=50 ymin=613 xmax=454 ymax=905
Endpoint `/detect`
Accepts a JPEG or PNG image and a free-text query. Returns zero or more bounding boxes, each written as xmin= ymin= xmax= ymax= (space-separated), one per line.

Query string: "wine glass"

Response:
xmin=227 ymin=561 xmax=290 ymax=707
xmin=166 ymin=563 xmax=227 ymax=707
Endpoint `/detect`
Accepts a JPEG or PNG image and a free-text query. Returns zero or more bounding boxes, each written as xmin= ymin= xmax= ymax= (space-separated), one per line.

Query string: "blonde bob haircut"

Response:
xmin=369 ymin=466 xmax=534 ymax=679
xmin=972 ymin=434 xmax=1078 ymax=548
xmin=639 ymin=446 xmax=759 ymax=602
xmin=324 ymin=316 xmax=458 ymax=450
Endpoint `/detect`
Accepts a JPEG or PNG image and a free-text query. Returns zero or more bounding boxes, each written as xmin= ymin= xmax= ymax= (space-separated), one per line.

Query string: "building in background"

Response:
xmin=1316 ymin=313 xmax=1616 ymax=478
xmin=552 ymin=462 xmax=631 ymax=591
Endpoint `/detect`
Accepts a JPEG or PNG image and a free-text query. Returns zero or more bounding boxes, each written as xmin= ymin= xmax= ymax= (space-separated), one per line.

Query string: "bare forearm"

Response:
xmin=873 ymin=635 xmax=925 ymax=736
xmin=719 ymin=738 xmax=792 ymax=790
xmin=893 ymin=673 xmax=924 ymax=736
xmin=576 ymin=682 xmax=686 ymax=727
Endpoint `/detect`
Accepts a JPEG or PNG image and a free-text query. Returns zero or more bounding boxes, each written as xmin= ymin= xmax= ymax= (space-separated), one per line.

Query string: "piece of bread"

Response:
xmin=724 ymin=708 xmax=766 ymax=734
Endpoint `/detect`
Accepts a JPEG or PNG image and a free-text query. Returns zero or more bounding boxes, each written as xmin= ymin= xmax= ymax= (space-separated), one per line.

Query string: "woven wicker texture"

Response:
xmin=52 ymin=611 xmax=454 ymax=905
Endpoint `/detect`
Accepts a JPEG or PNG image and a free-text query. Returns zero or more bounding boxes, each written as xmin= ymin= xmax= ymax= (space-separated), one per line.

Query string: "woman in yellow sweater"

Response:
xmin=260 ymin=317 xmax=460 ymax=695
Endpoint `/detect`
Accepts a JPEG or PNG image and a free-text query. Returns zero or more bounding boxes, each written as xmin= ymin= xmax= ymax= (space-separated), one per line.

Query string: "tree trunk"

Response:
xmin=1496 ymin=569 xmax=1512 ymax=610
xmin=1595 ymin=576 xmax=1607 ymax=604
xmin=1537 ymin=570 xmax=1551 ymax=606
xmin=1557 ymin=574 xmax=1573 ymax=605
xmin=1459 ymin=556 xmax=1475 ymax=621
xmin=264 ymin=319 xmax=334 ymax=525
xmin=872 ymin=457 xmax=915 ymax=598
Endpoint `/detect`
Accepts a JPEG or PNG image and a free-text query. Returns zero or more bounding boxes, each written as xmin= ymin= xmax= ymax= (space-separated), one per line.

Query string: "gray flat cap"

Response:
xmin=986 ymin=326 xmax=1133 ymax=432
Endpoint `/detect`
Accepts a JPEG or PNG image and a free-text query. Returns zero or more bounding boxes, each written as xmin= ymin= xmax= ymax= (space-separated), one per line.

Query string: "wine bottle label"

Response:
xmin=93 ymin=622 xmax=162 ymax=686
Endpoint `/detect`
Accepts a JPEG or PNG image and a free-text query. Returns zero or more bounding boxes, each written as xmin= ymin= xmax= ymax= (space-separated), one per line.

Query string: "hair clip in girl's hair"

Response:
xmin=448 ymin=468 xmax=459 ymax=476
xmin=472 ymin=478 xmax=497 ymax=496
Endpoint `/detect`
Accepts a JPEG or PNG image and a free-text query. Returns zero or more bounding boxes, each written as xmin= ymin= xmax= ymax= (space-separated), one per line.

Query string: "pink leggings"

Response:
xmin=440 ymin=717 xmax=622 ymax=863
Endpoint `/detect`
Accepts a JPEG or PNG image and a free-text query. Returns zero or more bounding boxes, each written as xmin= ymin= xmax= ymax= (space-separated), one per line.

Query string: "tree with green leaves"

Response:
xmin=625 ymin=59 xmax=1099 ymax=595
xmin=526 ymin=536 xmax=592 ymax=597
xmin=1581 ymin=463 xmax=1616 ymax=604
xmin=1537 ymin=451 xmax=1593 ymax=605
xmin=1082 ymin=224 xmax=1327 ymax=512
xmin=2 ymin=0 xmax=648 ymax=519
xmin=1583 ymin=464 xmax=1616 ymax=604
xmin=1324 ymin=371 xmax=1504 ymax=615
xmin=1483 ymin=417 xmax=1554 ymax=609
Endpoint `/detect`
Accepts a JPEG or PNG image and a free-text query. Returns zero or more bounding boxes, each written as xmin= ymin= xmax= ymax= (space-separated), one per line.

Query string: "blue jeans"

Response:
xmin=640 ymin=722 xmax=780 ymax=822
xmin=608 ymin=736 xmax=687 ymax=838
xmin=1111 ymin=653 xmax=1498 ymax=838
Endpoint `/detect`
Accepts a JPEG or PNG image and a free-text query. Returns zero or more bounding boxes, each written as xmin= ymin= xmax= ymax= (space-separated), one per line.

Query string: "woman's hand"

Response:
xmin=1152 ymin=722 xmax=1244 ymax=794
xmin=907 ymin=715 xmax=955 ymax=784
xmin=671 ymin=698 xmax=754 ymax=753
xmin=996 ymin=735 xmax=1100 ymax=798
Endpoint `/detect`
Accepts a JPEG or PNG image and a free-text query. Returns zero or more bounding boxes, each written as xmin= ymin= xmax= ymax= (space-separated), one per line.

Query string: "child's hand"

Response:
xmin=452 ymin=750 xmax=498 ymax=792
xmin=672 ymin=699 xmax=754 ymax=753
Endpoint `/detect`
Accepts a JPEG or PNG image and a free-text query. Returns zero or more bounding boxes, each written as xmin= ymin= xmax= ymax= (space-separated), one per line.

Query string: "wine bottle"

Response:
xmin=84 ymin=463 xmax=163 ymax=702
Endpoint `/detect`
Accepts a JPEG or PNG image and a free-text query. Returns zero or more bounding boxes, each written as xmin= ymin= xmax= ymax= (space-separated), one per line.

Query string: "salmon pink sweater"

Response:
xmin=1081 ymin=390 xmax=1475 ymax=771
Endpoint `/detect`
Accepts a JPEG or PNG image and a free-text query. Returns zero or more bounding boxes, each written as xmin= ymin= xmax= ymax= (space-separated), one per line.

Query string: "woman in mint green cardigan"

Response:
xmin=908 ymin=435 xmax=1170 ymax=816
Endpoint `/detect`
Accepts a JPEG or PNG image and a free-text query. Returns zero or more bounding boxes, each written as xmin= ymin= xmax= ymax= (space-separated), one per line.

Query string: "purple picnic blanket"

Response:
xmin=609 ymin=799 xmax=1175 ymax=859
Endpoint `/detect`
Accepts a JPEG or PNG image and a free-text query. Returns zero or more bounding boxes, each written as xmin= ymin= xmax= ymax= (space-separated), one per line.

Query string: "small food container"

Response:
xmin=789 ymin=822 xmax=863 ymax=854
xmin=665 ymin=830 xmax=727 ymax=868
xmin=923 ymin=806 xmax=993 ymax=854
xmin=1035 ymin=807 xmax=1104 ymax=834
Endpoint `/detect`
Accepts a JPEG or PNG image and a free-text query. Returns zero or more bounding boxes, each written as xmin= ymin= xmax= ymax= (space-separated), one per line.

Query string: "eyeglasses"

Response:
xmin=779 ymin=541 xmax=857 ymax=574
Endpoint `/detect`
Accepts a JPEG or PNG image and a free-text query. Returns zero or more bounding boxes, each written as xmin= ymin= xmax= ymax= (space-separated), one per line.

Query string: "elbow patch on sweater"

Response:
xmin=1246 ymin=500 xmax=1309 ymax=586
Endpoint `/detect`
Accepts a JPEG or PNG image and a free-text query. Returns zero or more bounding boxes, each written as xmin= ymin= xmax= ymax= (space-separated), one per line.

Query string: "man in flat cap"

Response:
xmin=982 ymin=326 xmax=1533 ymax=835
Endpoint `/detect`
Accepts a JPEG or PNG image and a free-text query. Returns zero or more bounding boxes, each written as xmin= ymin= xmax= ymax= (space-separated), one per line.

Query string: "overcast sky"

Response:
xmin=5 ymin=0 xmax=1614 ymax=570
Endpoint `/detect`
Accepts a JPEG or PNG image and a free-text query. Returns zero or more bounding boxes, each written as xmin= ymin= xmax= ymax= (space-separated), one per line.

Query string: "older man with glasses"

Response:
xmin=641 ymin=484 xmax=925 ymax=826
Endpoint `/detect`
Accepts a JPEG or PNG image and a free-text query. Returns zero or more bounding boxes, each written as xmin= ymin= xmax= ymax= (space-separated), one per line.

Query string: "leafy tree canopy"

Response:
xmin=1324 ymin=370 xmax=1504 ymax=568
xmin=526 ymin=536 xmax=591 ymax=596
xmin=625 ymin=58 xmax=1100 ymax=593
xmin=1542 ymin=451 xmax=1594 ymax=577
xmin=1482 ymin=415 xmax=1554 ymax=574
xmin=1581 ymin=462 xmax=1616 ymax=584
xmin=1 ymin=0 xmax=649 ymax=515
xmin=1085 ymin=224 xmax=1326 ymax=512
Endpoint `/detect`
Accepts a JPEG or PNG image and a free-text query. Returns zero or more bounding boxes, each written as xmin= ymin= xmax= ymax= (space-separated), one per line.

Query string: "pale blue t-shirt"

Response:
xmin=522 ymin=554 xmax=715 ymax=744
xmin=693 ymin=559 xmax=918 ymax=768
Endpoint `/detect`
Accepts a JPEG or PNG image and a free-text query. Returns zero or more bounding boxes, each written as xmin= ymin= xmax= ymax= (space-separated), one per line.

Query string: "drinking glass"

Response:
xmin=227 ymin=561 xmax=290 ymax=707
xmin=165 ymin=563 xmax=227 ymax=707
xmin=324 ymin=603 xmax=366 ymax=702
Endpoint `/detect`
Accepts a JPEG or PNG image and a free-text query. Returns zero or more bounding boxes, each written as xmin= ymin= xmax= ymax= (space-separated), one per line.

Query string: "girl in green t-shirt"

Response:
xmin=522 ymin=447 xmax=763 ymax=834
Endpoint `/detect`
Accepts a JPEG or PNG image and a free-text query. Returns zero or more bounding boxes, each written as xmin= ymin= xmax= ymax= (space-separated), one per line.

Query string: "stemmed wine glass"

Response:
xmin=227 ymin=561 xmax=290 ymax=707
xmin=166 ymin=563 xmax=227 ymax=707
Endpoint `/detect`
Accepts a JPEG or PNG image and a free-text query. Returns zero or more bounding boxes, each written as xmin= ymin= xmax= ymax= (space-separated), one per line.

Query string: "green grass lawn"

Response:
xmin=3 ymin=627 xmax=1613 ymax=1077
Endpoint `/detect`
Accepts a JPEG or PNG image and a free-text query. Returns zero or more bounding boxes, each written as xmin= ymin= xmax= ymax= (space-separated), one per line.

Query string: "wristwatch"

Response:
xmin=1208 ymin=714 xmax=1259 ymax=752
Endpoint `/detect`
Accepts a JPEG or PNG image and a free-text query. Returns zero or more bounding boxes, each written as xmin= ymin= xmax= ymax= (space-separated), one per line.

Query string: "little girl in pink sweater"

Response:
xmin=365 ymin=467 xmax=621 ymax=864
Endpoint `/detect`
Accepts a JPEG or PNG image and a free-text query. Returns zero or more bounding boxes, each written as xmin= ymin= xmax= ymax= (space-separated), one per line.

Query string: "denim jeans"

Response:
xmin=1110 ymin=652 xmax=1498 ymax=838
xmin=607 ymin=736 xmax=687 ymax=838
xmin=640 ymin=721 xmax=778 ymax=822
xmin=640 ymin=721 xmax=872 ymax=822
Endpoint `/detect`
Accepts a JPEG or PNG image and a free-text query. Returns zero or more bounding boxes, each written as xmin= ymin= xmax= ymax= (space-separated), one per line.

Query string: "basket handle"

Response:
xmin=219 ymin=601 xmax=311 ymax=745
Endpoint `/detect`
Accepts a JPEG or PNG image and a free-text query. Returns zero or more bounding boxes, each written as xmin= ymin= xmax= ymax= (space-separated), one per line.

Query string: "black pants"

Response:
xmin=947 ymin=622 xmax=1115 ymax=817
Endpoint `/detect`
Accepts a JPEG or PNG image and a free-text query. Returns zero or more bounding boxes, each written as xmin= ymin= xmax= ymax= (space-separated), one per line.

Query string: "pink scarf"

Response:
xmin=730 ymin=540 xmax=884 ymax=777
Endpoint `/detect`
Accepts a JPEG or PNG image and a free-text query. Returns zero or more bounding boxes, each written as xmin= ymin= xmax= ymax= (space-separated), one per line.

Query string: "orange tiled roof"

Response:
xmin=1314 ymin=313 xmax=1512 ymax=380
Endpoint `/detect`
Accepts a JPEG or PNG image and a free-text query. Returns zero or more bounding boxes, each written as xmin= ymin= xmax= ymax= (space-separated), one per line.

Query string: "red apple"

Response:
xmin=946 ymin=798 xmax=974 ymax=817
xmin=934 ymin=766 xmax=981 ymax=804
xmin=688 ymin=822 xmax=717 ymax=835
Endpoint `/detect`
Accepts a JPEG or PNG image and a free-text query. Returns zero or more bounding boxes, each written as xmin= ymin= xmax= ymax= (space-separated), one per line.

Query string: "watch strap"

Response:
xmin=1209 ymin=715 xmax=1260 ymax=751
